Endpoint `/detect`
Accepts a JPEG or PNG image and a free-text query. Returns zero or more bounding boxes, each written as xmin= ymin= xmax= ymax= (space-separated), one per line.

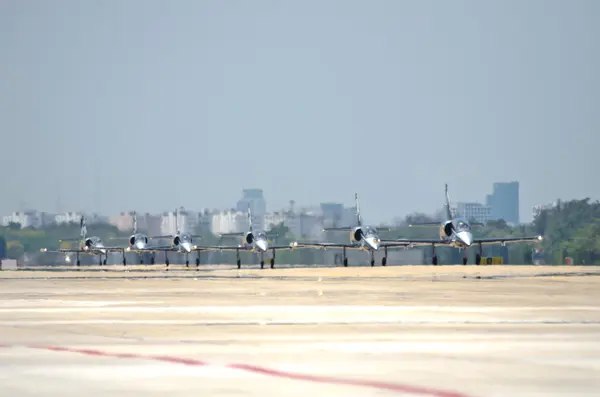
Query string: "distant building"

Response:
xmin=108 ymin=212 xmax=162 ymax=235
xmin=319 ymin=203 xmax=344 ymax=228
xmin=264 ymin=211 xmax=288 ymax=230
xmin=211 ymin=210 xmax=248 ymax=234
xmin=487 ymin=181 xmax=520 ymax=224
xmin=1 ymin=211 xmax=43 ymax=228
xmin=54 ymin=212 xmax=83 ymax=225
xmin=236 ymin=189 xmax=266 ymax=232
xmin=160 ymin=208 xmax=197 ymax=235
xmin=196 ymin=208 xmax=216 ymax=234
xmin=452 ymin=202 xmax=492 ymax=224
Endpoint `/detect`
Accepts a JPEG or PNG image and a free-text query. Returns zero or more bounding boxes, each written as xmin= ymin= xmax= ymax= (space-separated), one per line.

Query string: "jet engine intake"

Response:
xmin=129 ymin=236 xmax=136 ymax=246
xmin=351 ymin=227 xmax=363 ymax=242
xmin=84 ymin=238 xmax=93 ymax=248
xmin=173 ymin=236 xmax=180 ymax=246
xmin=245 ymin=232 xmax=254 ymax=245
xmin=443 ymin=221 xmax=454 ymax=237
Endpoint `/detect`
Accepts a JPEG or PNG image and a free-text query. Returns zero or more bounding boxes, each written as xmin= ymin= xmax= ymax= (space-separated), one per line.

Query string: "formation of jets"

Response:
xmin=40 ymin=184 xmax=543 ymax=267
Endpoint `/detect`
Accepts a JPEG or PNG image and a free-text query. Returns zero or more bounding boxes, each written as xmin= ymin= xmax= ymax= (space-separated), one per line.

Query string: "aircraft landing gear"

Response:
xmin=165 ymin=252 xmax=169 ymax=269
xmin=270 ymin=249 xmax=275 ymax=269
xmin=475 ymin=243 xmax=483 ymax=265
xmin=431 ymin=244 xmax=438 ymax=265
xmin=196 ymin=255 xmax=200 ymax=269
xmin=236 ymin=249 xmax=241 ymax=269
xmin=260 ymin=252 xmax=265 ymax=269
xmin=98 ymin=256 xmax=103 ymax=266
xmin=462 ymin=248 xmax=468 ymax=265
xmin=370 ymin=250 xmax=375 ymax=267
xmin=382 ymin=247 xmax=388 ymax=266
xmin=185 ymin=253 xmax=189 ymax=268
xmin=343 ymin=247 xmax=348 ymax=267
xmin=76 ymin=253 xmax=80 ymax=267
xmin=151 ymin=253 xmax=155 ymax=265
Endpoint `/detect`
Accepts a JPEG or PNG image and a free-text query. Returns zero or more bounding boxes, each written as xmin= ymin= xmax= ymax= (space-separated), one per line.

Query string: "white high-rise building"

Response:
xmin=211 ymin=210 xmax=248 ymax=235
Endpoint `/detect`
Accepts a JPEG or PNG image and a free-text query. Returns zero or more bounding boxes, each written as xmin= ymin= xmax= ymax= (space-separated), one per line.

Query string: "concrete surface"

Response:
xmin=1 ymin=265 xmax=599 ymax=397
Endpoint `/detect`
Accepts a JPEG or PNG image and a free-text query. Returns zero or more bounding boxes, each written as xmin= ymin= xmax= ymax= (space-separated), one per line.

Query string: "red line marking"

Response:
xmin=0 ymin=345 xmax=473 ymax=397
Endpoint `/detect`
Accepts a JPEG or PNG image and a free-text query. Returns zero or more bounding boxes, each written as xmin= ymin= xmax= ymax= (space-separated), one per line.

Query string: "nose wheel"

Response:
xmin=382 ymin=247 xmax=388 ymax=266
xmin=431 ymin=244 xmax=438 ymax=265
xmin=475 ymin=243 xmax=483 ymax=265
xmin=343 ymin=247 xmax=348 ymax=267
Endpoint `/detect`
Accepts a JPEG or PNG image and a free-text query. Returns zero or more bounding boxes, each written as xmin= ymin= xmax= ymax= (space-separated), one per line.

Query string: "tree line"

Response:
xmin=1 ymin=197 xmax=598 ymax=265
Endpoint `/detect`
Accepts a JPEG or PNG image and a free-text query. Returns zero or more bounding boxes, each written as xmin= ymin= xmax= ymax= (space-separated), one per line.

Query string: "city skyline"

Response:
xmin=2 ymin=1 xmax=598 ymax=225
xmin=1 ymin=181 xmax=564 ymax=229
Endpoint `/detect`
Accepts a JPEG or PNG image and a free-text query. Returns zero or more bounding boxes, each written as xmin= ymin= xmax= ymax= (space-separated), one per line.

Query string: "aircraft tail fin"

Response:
xmin=80 ymin=215 xmax=87 ymax=239
xmin=444 ymin=183 xmax=453 ymax=220
xmin=355 ymin=193 xmax=362 ymax=227
xmin=175 ymin=207 xmax=180 ymax=235
xmin=247 ymin=207 xmax=253 ymax=233
xmin=132 ymin=211 xmax=137 ymax=234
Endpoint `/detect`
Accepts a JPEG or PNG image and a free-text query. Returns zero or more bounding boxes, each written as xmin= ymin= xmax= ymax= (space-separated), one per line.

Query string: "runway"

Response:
xmin=1 ymin=265 xmax=599 ymax=396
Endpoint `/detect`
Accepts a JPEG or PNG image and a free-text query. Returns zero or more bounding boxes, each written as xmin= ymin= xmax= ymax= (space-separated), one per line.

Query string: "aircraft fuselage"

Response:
xmin=349 ymin=226 xmax=381 ymax=251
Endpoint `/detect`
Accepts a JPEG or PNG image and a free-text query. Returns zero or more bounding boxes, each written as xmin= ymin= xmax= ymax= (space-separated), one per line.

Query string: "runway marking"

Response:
xmin=0 ymin=344 xmax=473 ymax=397
xmin=0 ymin=320 xmax=598 ymax=325
xmin=0 ymin=305 xmax=597 ymax=313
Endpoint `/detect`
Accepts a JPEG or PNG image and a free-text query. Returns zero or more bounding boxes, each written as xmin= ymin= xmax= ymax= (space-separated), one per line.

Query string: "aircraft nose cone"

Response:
xmin=182 ymin=242 xmax=192 ymax=253
xmin=457 ymin=231 xmax=473 ymax=247
xmin=367 ymin=237 xmax=380 ymax=250
xmin=135 ymin=241 xmax=145 ymax=249
xmin=256 ymin=239 xmax=268 ymax=252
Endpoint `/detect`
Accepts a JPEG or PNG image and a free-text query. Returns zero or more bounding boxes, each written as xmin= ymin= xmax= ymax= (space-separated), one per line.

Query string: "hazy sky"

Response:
xmin=2 ymin=0 xmax=598 ymax=224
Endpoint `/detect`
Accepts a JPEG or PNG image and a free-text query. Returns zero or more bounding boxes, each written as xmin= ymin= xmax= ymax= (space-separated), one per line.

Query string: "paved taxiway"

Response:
xmin=1 ymin=265 xmax=599 ymax=397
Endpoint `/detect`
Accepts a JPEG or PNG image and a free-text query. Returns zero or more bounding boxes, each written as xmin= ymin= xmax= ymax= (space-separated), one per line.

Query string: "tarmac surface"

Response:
xmin=1 ymin=265 xmax=600 ymax=397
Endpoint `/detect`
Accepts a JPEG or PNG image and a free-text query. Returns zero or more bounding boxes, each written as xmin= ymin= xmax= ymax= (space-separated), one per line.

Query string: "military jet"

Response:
xmin=381 ymin=184 xmax=543 ymax=265
xmin=143 ymin=208 xmax=202 ymax=267
xmin=108 ymin=211 xmax=156 ymax=265
xmin=40 ymin=216 xmax=123 ymax=266
xmin=193 ymin=207 xmax=295 ymax=269
xmin=290 ymin=193 xmax=409 ymax=266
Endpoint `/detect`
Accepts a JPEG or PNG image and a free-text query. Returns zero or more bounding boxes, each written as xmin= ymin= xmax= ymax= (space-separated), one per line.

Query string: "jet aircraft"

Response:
xmin=108 ymin=211 xmax=156 ymax=265
xmin=290 ymin=193 xmax=409 ymax=266
xmin=40 ymin=216 xmax=123 ymax=266
xmin=193 ymin=207 xmax=295 ymax=269
xmin=382 ymin=184 xmax=543 ymax=265
xmin=143 ymin=208 xmax=203 ymax=267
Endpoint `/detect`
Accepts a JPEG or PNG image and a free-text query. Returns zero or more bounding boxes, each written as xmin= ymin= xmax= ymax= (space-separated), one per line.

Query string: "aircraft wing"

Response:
xmin=380 ymin=242 xmax=411 ymax=249
xmin=192 ymin=245 xmax=243 ymax=252
xmin=40 ymin=247 xmax=125 ymax=253
xmin=291 ymin=242 xmax=368 ymax=250
xmin=380 ymin=239 xmax=450 ymax=247
xmin=135 ymin=246 xmax=178 ymax=252
xmin=473 ymin=236 xmax=543 ymax=246
xmin=268 ymin=244 xmax=296 ymax=250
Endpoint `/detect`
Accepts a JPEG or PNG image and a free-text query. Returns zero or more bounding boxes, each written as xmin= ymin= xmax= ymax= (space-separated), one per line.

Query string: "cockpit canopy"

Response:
xmin=453 ymin=218 xmax=471 ymax=232
xmin=256 ymin=231 xmax=267 ymax=240
xmin=362 ymin=226 xmax=378 ymax=237
xmin=179 ymin=233 xmax=192 ymax=242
